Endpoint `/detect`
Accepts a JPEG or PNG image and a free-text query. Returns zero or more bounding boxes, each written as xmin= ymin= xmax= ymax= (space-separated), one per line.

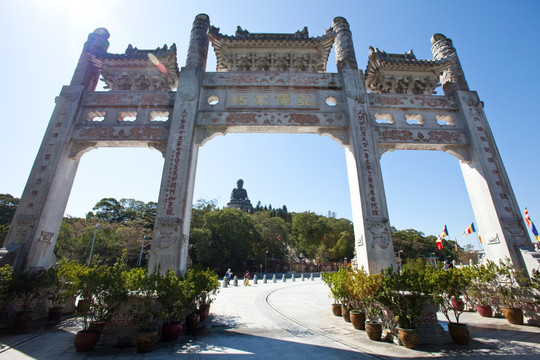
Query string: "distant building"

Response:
xmin=226 ymin=179 xmax=253 ymax=212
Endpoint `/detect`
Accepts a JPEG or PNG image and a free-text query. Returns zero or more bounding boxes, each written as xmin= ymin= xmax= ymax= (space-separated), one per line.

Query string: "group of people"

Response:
xmin=224 ymin=268 xmax=252 ymax=286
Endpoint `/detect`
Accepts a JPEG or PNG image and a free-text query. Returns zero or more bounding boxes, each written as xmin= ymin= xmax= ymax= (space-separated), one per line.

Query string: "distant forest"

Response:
xmin=0 ymin=194 xmax=466 ymax=274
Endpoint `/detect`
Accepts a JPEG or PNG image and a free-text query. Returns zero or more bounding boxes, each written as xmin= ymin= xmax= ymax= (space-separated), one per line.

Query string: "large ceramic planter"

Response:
xmin=136 ymin=329 xmax=158 ymax=353
xmin=48 ymin=307 xmax=64 ymax=323
xmin=74 ymin=329 xmax=100 ymax=352
xmin=342 ymin=306 xmax=351 ymax=323
xmin=502 ymin=307 xmax=523 ymax=325
xmin=350 ymin=311 xmax=366 ymax=330
xmin=365 ymin=321 xmax=382 ymax=341
xmin=331 ymin=304 xmax=342 ymax=316
xmin=476 ymin=304 xmax=492 ymax=317
xmin=88 ymin=321 xmax=107 ymax=333
xmin=162 ymin=322 xmax=182 ymax=342
xmin=14 ymin=310 xmax=34 ymax=330
xmin=448 ymin=323 xmax=469 ymax=345
xmin=397 ymin=327 xmax=419 ymax=349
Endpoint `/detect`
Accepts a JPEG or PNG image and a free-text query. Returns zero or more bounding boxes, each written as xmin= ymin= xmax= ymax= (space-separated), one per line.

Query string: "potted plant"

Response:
xmin=0 ymin=265 xmax=15 ymax=327
xmin=322 ymin=267 xmax=347 ymax=317
xmin=12 ymin=269 xmax=48 ymax=330
xmin=345 ymin=267 xmax=369 ymax=330
xmin=494 ymin=258 xmax=529 ymax=325
xmin=432 ymin=266 xmax=472 ymax=345
xmin=157 ymin=269 xmax=189 ymax=341
xmin=127 ymin=267 xmax=160 ymax=353
xmin=73 ymin=265 xmax=102 ymax=352
xmin=362 ymin=272 xmax=383 ymax=341
xmin=378 ymin=260 xmax=434 ymax=349
xmin=468 ymin=262 xmax=498 ymax=317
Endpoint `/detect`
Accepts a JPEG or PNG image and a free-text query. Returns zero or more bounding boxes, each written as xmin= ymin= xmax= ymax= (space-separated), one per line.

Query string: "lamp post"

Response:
xmin=87 ymin=224 xmax=100 ymax=266
xmin=265 ymin=251 xmax=268 ymax=276
xmin=138 ymin=235 xmax=148 ymax=267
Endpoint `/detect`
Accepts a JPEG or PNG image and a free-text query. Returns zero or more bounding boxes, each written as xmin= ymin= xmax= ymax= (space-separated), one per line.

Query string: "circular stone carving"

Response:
xmin=325 ymin=96 xmax=338 ymax=106
xmin=207 ymin=95 xmax=220 ymax=106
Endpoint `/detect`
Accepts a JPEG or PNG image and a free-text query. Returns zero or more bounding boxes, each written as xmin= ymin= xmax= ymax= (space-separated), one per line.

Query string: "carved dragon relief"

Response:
xmin=367 ymin=218 xmax=390 ymax=250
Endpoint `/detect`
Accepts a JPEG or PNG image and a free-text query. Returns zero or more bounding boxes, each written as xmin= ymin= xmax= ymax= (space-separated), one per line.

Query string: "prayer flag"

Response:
xmin=478 ymin=233 xmax=483 ymax=244
xmin=277 ymin=234 xmax=282 ymax=241
xmin=322 ymin=234 xmax=326 ymax=242
xmin=436 ymin=225 xmax=447 ymax=250
xmin=532 ymin=223 xmax=540 ymax=242
xmin=524 ymin=208 xmax=540 ymax=242
xmin=462 ymin=223 xmax=476 ymax=237
xmin=525 ymin=208 xmax=532 ymax=227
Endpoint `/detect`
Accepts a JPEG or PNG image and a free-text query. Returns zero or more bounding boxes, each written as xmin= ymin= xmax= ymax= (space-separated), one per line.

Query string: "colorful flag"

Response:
xmin=322 ymin=233 xmax=326 ymax=242
xmin=277 ymin=234 xmax=282 ymax=241
xmin=462 ymin=223 xmax=476 ymax=237
xmin=436 ymin=225 xmax=448 ymax=250
xmin=478 ymin=233 xmax=483 ymax=244
xmin=524 ymin=208 xmax=540 ymax=243
xmin=454 ymin=238 xmax=458 ymax=252
xmin=532 ymin=223 xmax=540 ymax=242
xmin=525 ymin=208 xmax=532 ymax=227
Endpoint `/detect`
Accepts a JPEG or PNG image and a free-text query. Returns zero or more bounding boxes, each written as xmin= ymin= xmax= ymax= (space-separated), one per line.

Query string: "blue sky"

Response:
xmin=1 ymin=1 xmax=539 ymax=251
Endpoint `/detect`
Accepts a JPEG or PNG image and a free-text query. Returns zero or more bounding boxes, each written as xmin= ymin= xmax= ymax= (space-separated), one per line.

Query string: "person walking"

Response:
xmin=244 ymin=270 xmax=251 ymax=286
xmin=225 ymin=268 xmax=232 ymax=285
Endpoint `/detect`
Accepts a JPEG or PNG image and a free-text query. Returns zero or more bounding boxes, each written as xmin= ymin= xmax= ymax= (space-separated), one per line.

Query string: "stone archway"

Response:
xmin=1 ymin=15 xmax=535 ymax=277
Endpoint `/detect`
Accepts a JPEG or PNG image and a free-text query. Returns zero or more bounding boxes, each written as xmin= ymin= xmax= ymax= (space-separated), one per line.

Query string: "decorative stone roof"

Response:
xmin=208 ymin=26 xmax=336 ymax=72
xmin=100 ymin=44 xmax=179 ymax=91
xmin=365 ymin=46 xmax=454 ymax=95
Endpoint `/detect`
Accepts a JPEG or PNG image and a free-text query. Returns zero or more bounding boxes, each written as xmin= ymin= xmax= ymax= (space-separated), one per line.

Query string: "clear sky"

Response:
xmin=1 ymin=0 xmax=539 ymax=251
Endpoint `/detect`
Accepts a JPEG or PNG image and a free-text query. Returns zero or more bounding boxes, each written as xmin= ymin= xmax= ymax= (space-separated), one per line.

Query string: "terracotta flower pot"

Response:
xmin=365 ymin=321 xmax=382 ymax=341
xmin=476 ymin=304 xmax=492 ymax=317
xmin=74 ymin=329 xmax=100 ymax=352
xmin=502 ymin=307 xmax=523 ymax=325
xmin=331 ymin=304 xmax=342 ymax=316
xmin=397 ymin=327 xmax=419 ymax=349
xmin=448 ymin=323 xmax=469 ymax=345
xmin=162 ymin=322 xmax=182 ymax=342
xmin=350 ymin=311 xmax=366 ymax=330
xmin=136 ymin=329 xmax=158 ymax=353
xmin=341 ymin=305 xmax=351 ymax=322
xmin=88 ymin=321 xmax=107 ymax=333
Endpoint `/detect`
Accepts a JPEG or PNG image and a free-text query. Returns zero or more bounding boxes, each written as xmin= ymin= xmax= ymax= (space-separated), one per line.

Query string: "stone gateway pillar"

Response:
xmin=1 ymin=15 xmax=537 ymax=278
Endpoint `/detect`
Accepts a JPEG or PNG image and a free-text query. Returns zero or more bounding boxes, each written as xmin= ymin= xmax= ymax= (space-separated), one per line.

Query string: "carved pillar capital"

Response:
xmin=186 ymin=14 xmax=210 ymax=69
xmin=332 ymin=17 xmax=358 ymax=72
xmin=70 ymin=28 xmax=110 ymax=91
xmin=431 ymin=33 xmax=469 ymax=96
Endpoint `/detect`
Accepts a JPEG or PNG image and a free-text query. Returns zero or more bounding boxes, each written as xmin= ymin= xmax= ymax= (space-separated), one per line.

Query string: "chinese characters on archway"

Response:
xmin=226 ymin=91 xmax=318 ymax=109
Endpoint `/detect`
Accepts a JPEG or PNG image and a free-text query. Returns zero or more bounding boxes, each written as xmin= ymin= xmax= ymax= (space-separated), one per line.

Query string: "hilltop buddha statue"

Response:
xmin=227 ymin=179 xmax=253 ymax=212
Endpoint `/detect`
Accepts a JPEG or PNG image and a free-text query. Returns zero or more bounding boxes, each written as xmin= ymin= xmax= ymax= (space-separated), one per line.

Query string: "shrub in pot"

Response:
xmin=346 ymin=267 xmax=379 ymax=330
xmin=0 ymin=265 xmax=15 ymax=325
xmin=12 ymin=269 xmax=48 ymax=330
xmin=127 ymin=268 xmax=160 ymax=353
xmin=467 ymin=262 xmax=498 ymax=317
xmin=157 ymin=269 xmax=191 ymax=341
xmin=322 ymin=267 xmax=348 ymax=316
xmin=494 ymin=258 xmax=529 ymax=325
xmin=378 ymin=260 xmax=435 ymax=349
xmin=432 ymin=266 xmax=472 ymax=345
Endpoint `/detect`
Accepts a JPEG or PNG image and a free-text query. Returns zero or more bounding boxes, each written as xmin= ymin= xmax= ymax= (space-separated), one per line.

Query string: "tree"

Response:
xmin=0 ymin=194 xmax=19 ymax=246
xmin=191 ymin=208 xmax=259 ymax=274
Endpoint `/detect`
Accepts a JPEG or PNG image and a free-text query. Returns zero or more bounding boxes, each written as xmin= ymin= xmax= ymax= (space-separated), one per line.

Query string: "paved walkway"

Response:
xmin=1 ymin=278 xmax=539 ymax=359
